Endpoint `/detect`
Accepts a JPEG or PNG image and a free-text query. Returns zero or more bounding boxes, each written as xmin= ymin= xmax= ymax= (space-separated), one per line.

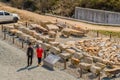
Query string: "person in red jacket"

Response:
xmin=36 ymin=44 xmax=43 ymax=66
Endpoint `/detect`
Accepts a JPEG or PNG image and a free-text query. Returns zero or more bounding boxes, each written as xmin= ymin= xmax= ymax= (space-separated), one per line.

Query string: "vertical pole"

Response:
xmin=109 ymin=33 xmax=112 ymax=39
xmin=26 ymin=21 xmax=28 ymax=28
xmin=22 ymin=40 xmax=24 ymax=48
xmin=13 ymin=36 xmax=15 ymax=44
xmin=98 ymin=72 xmax=101 ymax=80
xmin=4 ymin=32 xmax=6 ymax=40
xmin=44 ymin=51 xmax=47 ymax=59
xmin=64 ymin=59 xmax=67 ymax=69
xmin=1 ymin=25 xmax=3 ymax=31
xmin=97 ymin=31 xmax=99 ymax=37
xmin=65 ymin=22 xmax=66 ymax=25
xmin=56 ymin=19 xmax=57 ymax=22
xmin=80 ymin=66 xmax=82 ymax=78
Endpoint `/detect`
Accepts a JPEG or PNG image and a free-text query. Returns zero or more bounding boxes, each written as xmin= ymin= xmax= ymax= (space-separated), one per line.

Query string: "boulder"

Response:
xmin=92 ymin=56 xmax=103 ymax=63
xmin=90 ymin=65 xmax=102 ymax=75
xmin=65 ymin=41 xmax=76 ymax=47
xmin=19 ymin=34 xmax=30 ymax=41
xmin=49 ymin=46 xmax=61 ymax=55
xmin=15 ymin=31 xmax=23 ymax=37
xmin=65 ymin=49 xmax=76 ymax=56
xmin=41 ymin=43 xmax=51 ymax=50
xmin=58 ymin=44 xmax=69 ymax=51
xmin=48 ymin=31 xmax=56 ymax=38
xmin=104 ymin=66 xmax=120 ymax=78
xmin=35 ymin=40 xmax=43 ymax=45
xmin=83 ymin=56 xmax=93 ymax=64
xmin=49 ymin=41 xmax=59 ymax=47
xmin=46 ymin=24 xmax=59 ymax=32
xmin=61 ymin=28 xmax=85 ymax=37
xmin=28 ymin=37 xmax=37 ymax=44
xmin=95 ymin=62 xmax=106 ymax=69
xmin=29 ymin=24 xmax=48 ymax=34
xmin=59 ymin=53 xmax=71 ymax=59
xmin=71 ymin=57 xmax=80 ymax=66
xmin=73 ymin=52 xmax=83 ymax=60
xmin=40 ymin=20 xmax=51 ymax=28
xmin=71 ymin=30 xmax=85 ymax=37
xmin=79 ymin=63 xmax=92 ymax=71
xmin=44 ymin=36 xmax=55 ymax=43
xmin=9 ymin=29 xmax=20 ymax=35
xmin=4 ymin=25 xmax=14 ymax=32
xmin=61 ymin=28 xmax=71 ymax=37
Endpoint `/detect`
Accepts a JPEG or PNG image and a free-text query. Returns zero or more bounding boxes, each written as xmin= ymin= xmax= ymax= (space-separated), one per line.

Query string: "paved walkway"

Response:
xmin=0 ymin=38 xmax=77 ymax=80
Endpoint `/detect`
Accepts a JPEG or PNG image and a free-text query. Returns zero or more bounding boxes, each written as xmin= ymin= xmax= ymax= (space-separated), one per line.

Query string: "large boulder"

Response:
xmin=59 ymin=53 xmax=71 ymax=59
xmin=41 ymin=43 xmax=51 ymax=50
xmin=83 ymin=56 xmax=93 ymax=64
xmin=35 ymin=40 xmax=43 ymax=45
xmin=71 ymin=57 xmax=80 ymax=67
xmin=61 ymin=28 xmax=71 ymax=37
xmin=58 ymin=44 xmax=69 ymax=51
xmin=30 ymin=24 xmax=48 ymax=34
xmin=61 ymin=28 xmax=85 ymax=37
xmin=65 ymin=41 xmax=76 ymax=47
xmin=49 ymin=41 xmax=60 ymax=47
xmin=49 ymin=46 xmax=61 ymax=55
xmin=92 ymin=56 xmax=103 ymax=63
xmin=9 ymin=29 xmax=20 ymax=35
xmin=4 ymin=25 xmax=14 ymax=32
xmin=46 ymin=24 xmax=59 ymax=32
xmin=15 ymin=30 xmax=23 ymax=37
xmin=90 ymin=65 xmax=102 ymax=75
xmin=48 ymin=31 xmax=57 ymax=38
xmin=95 ymin=62 xmax=106 ymax=69
xmin=65 ymin=49 xmax=76 ymax=56
xmin=28 ymin=37 xmax=37 ymax=44
xmin=104 ymin=66 xmax=120 ymax=78
xmin=44 ymin=36 xmax=55 ymax=43
xmin=73 ymin=52 xmax=84 ymax=60
xmin=79 ymin=63 xmax=92 ymax=71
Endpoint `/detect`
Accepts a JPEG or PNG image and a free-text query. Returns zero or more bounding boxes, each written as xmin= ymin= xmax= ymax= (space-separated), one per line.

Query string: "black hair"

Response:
xmin=28 ymin=42 xmax=32 ymax=46
xmin=36 ymin=44 xmax=39 ymax=48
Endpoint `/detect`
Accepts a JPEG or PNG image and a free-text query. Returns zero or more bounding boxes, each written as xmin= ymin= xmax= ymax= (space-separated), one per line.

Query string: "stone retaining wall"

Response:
xmin=75 ymin=7 xmax=120 ymax=25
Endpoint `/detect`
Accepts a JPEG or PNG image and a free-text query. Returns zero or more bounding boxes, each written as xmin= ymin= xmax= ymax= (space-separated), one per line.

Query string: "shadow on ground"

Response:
xmin=17 ymin=65 xmax=39 ymax=72
xmin=28 ymin=65 xmax=38 ymax=70
xmin=17 ymin=66 xmax=28 ymax=72
xmin=42 ymin=65 xmax=54 ymax=71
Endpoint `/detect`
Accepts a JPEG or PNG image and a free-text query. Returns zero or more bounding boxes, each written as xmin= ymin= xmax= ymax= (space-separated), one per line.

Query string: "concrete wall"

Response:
xmin=75 ymin=7 xmax=120 ymax=25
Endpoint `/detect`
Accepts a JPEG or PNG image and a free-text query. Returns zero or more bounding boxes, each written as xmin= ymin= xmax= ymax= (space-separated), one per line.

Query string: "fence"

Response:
xmin=87 ymin=30 xmax=120 ymax=44
xmin=75 ymin=7 xmax=120 ymax=25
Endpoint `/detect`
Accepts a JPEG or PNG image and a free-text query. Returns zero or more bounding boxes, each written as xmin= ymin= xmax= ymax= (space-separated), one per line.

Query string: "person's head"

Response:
xmin=28 ymin=42 xmax=32 ymax=47
xmin=36 ymin=44 xmax=39 ymax=48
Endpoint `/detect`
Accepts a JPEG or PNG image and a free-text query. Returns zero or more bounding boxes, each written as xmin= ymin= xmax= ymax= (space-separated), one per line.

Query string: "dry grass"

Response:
xmin=0 ymin=2 xmax=120 ymax=32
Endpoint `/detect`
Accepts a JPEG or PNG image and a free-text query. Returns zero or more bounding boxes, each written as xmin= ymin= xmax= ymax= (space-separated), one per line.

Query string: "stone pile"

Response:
xmin=2 ymin=22 xmax=119 ymax=78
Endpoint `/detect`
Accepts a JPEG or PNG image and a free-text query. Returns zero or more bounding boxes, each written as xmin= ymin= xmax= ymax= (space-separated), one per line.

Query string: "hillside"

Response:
xmin=0 ymin=2 xmax=120 ymax=32
xmin=1 ymin=0 xmax=120 ymax=17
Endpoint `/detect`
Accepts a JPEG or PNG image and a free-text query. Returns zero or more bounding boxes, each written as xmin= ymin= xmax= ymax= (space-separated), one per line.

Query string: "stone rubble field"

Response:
xmin=0 ymin=20 xmax=120 ymax=80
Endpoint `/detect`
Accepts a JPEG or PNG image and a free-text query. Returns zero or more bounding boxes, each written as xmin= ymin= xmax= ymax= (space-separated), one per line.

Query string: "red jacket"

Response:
xmin=36 ymin=48 xmax=43 ymax=58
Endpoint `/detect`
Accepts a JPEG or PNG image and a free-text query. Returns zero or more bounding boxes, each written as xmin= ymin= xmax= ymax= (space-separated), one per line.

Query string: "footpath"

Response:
xmin=0 ymin=38 xmax=77 ymax=80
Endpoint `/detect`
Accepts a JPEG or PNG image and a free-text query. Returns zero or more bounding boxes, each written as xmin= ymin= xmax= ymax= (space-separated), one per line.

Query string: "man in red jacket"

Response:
xmin=36 ymin=44 xmax=43 ymax=66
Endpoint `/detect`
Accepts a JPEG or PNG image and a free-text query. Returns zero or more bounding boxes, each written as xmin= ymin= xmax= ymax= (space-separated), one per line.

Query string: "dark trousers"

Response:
xmin=38 ymin=58 xmax=41 ymax=64
xmin=27 ymin=56 xmax=33 ymax=66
